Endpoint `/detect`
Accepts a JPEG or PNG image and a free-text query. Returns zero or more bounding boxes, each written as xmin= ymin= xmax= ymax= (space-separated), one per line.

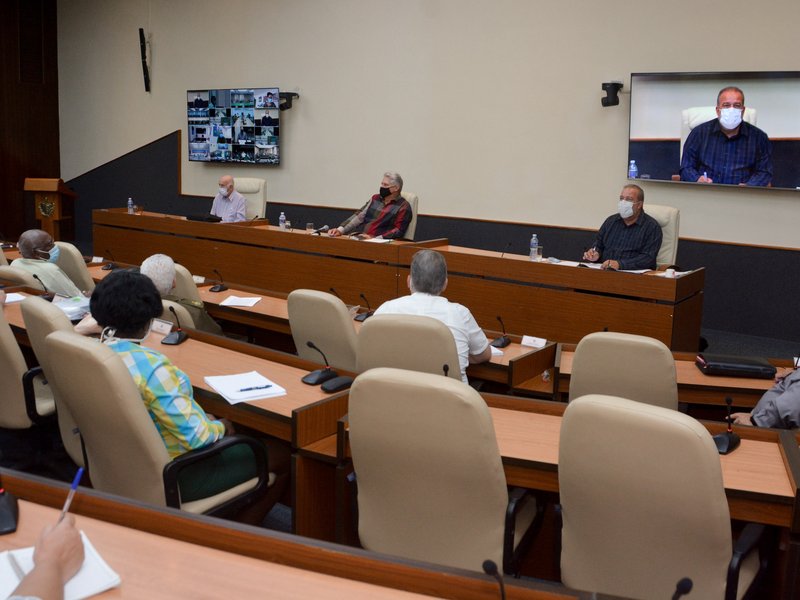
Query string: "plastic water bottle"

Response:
xmin=127 ymin=197 xmax=134 ymax=214
xmin=278 ymin=211 xmax=286 ymax=230
xmin=628 ymin=160 xmax=638 ymax=179
xmin=529 ymin=234 xmax=539 ymax=261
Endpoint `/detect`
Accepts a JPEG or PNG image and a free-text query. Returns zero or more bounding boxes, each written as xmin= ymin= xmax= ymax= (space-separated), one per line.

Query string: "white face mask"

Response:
xmin=719 ymin=107 xmax=743 ymax=131
xmin=618 ymin=199 xmax=635 ymax=219
xmin=218 ymin=186 xmax=228 ymax=197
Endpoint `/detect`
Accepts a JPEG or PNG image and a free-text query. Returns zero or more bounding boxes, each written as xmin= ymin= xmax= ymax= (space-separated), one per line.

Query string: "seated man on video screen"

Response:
xmin=680 ymin=86 xmax=772 ymax=186
xmin=210 ymin=175 xmax=247 ymax=222
xmin=329 ymin=171 xmax=412 ymax=240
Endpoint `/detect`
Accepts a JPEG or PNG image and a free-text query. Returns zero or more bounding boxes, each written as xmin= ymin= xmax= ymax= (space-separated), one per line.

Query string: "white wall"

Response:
xmin=58 ymin=0 xmax=800 ymax=248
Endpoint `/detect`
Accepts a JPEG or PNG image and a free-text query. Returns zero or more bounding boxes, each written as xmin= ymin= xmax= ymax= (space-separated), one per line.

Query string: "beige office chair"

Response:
xmin=44 ymin=329 xmax=273 ymax=515
xmin=21 ymin=295 xmax=84 ymax=466
xmin=679 ymin=106 xmax=757 ymax=162
xmin=54 ymin=241 xmax=95 ymax=292
xmin=559 ymin=394 xmax=765 ymax=599
xmin=349 ymin=367 xmax=539 ymax=574
xmin=645 ymin=204 xmax=680 ymax=267
xmin=287 ymin=289 xmax=358 ymax=372
xmin=0 ymin=265 xmax=39 ymax=288
xmin=0 ymin=252 xmax=7 ymax=266
xmin=568 ymin=331 xmax=678 ymax=410
xmin=356 ymin=314 xmax=462 ymax=381
xmin=161 ymin=299 xmax=196 ymax=330
xmin=235 ymin=177 xmax=267 ymax=220
xmin=171 ymin=263 xmax=203 ymax=303
xmin=401 ymin=191 xmax=419 ymax=240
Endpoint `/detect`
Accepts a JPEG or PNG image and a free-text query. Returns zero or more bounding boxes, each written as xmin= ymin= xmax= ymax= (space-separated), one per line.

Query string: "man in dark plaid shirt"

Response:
xmin=329 ymin=172 xmax=412 ymax=239
xmin=680 ymin=86 xmax=772 ymax=186
xmin=582 ymin=184 xmax=662 ymax=271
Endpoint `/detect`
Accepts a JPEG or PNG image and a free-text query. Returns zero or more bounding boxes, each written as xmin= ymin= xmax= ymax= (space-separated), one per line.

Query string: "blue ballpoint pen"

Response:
xmin=238 ymin=384 xmax=272 ymax=392
xmin=58 ymin=466 xmax=84 ymax=523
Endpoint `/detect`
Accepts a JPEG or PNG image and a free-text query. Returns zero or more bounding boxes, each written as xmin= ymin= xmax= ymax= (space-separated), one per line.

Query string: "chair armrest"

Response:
xmin=503 ymin=486 xmax=542 ymax=576
xmin=725 ymin=522 xmax=766 ymax=600
xmin=162 ymin=434 xmax=268 ymax=509
xmin=22 ymin=366 xmax=52 ymax=425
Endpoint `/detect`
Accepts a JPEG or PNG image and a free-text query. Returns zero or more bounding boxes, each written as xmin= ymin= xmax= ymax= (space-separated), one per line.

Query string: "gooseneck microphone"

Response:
xmin=499 ymin=241 xmax=513 ymax=259
xmin=481 ymin=560 xmax=506 ymax=600
xmin=672 ymin=577 xmax=693 ymax=600
xmin=353 ymin=293 xmax=374 ymax=322
xmin=32 ymin=274 xmax=55 ymax=302
xmin=102 ymin=249 xmax=117 ymax=271
xmin=328 ymin=287 xmax=342 ymax=299
xmin=161 ymin=306 xmax=188 ymax=345
xmin=713 ymin=396 xmax=741 ymax=454
xmin=490 ymin=315 xmax=511 ymax=348
xmin=312 ymin=225 xmax=330 ymax=235
xmin=442 ymin=364 xmax=450 ymax=378
xmin=302 ymin=341 xmax=355 ymax=392
xmin=210 ymin=269 xmax=228 ymax=293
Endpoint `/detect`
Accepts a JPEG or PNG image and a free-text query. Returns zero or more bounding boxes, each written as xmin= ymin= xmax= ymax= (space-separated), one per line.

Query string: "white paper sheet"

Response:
xmin=204 ymin=370 xmax=286 ymax=404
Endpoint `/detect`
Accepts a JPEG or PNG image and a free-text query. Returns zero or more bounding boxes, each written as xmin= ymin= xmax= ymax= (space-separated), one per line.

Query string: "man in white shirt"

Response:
xmin=210 ymin=175 xmax=247 ymax=222
xmin=12 ymin=229 xmax=82 ymax=297
xmin=373 ymin=249 xmax=491 ymax=383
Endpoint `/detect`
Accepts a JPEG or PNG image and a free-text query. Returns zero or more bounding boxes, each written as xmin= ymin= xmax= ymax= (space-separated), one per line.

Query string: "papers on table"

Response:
xmin=620 ymin=269 xmax=651 ymax=274
xmin=53 ymin=295 xmax=91 ymax=320
xmin=220 ymin=295 xmax=261 ymax=307
xmin=204 ymin=370 xmax=286 ymax=404
xmin=363 ymin=236 xmax=392 ymax=244
xmin=521 ymin=335 xmax=547 ymax=349
xmin=192 ymin=274 xmax=206 ymax=284
xmin=2 ymin=293 xmax=25 ymax=304
xmin=0 ymin=531 xmax=120 ymax=600
xmin=90 ymin=256 xmax=104 ymax=263
xmin=490 ymin=345 xmax=504 ymax=357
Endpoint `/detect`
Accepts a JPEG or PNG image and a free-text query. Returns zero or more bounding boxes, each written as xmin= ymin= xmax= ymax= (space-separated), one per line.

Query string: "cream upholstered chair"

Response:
xmin=356 ymin=314 xmax=461 ymax=381
xmin=287 ymin=289 xmax=358 ymax=372
xmin=559 ymin=394 xmax=765 ymax=599
xmin=21 ymin=295 xmax=84 ymax=466
xmin=161 ymin=299 xmax=196 ymax=330
xmin=171 ymin=263 xmax=203 ymax=303
xmin=0 ymin=251 xmax=7 ymax=266
xmin=235 ymin=177 xmax=267 ymax=220
xmin=54 ymin=241 xmax=95 ymax=292
xmin=645 ymin=204 xmax=680 ymax=267
xmin=44 ymin=329 xmax=272 ymax=515
xmin=568 ymin=331 xmax=678 ymax=410
xmin=0 ymin=265 xmax=39 ymax=288
xmin=679 ymin=106 xmax=757 ymax=161
xmin=400 ymin=191 xmax=419 ymax=240
xmin=349 ymin=367 xmax=539 ymax=574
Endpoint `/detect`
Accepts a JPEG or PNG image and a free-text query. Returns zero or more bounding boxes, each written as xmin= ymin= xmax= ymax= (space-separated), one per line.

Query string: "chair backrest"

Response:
xmin=568 ymin=331 xmax=678 ymax=409
xmin=645 ymin=204 xmax=680 ymax=266
xmin=680 ymin=106 xmax=757 ymax=160
xmin=44 ymin=330 xmax=171 ymax=506
xmin=161 ymin=299 xmax=196 ymax=330
xmin=0 ymin=308 xmax=34 ymax=428
xmin=349 ymin=367 xmax=508 ymax=571
xmin=0 ymin=265 xmax=38 ymax=287
xmin=235 ymin=177 xmax=267 ymax=220
xmin=171 ymin=264 xmax=202 ymax=304
xmin=400 ymin=191 xmax=419 ymax=240
xmin=287 ymin=289 xmax=358 ymax=372
xmin=0 ymin=251 xmax=7 ymax=266
xmin=559 ymin=394 xmax=733 ymax=599
xmin=54 ymin=241 xmax=95 ymax=292
xmin=356 ymin=314 xmax=461 ymax=380
xmin=21 ymin=295 xmax=84 ymax=464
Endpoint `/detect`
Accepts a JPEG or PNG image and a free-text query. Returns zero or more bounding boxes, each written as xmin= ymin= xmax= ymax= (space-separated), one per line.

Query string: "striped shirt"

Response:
xmin=338 ymin=194 xmax=411 ymax=239
xmin=680 ymin=119 xmax=772 ymax=186
xmin=592 ymin=211 xmax=662 ymax=270
xmin=108 ymin=340 xmax=225 ymax=458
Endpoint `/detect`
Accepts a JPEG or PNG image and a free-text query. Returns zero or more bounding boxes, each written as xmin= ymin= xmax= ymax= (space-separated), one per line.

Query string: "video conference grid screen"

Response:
xmin=187 ymin=87 xmax=280 ymax=164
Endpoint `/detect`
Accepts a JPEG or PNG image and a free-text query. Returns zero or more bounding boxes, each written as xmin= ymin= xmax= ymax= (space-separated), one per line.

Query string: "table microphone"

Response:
xmin=481 ymin=560 xmax=506 ymax=600
xmin=491 ymin=315 xmax=511 ymax=348
xmin=161 ymin=306 xmax=188 ymax=345
xmin=713 ymin=396 xmax=741 ymax=454
xmin=499 ymin=241 xmax=512 ymax=259
xmin=442 ymin=364 xmax=450 ymax=378
xmin=301 ymin=341 xmax=339 ymax=385
xmin=210 ymin=268 xmax=228 ymax=292
xmin=312 ymin=225 xmax=330 ymax=235
xmin=102 ymin=249 xmax=117 ymax=270
xmin=328 ymin=287 xmax=342 ymax=299
xmin=32 ymin=274 xmax=55 ymax=302
xmin=671 ymin=577 xmax=693 ymax=600
xmin=353 ymin=293 xmax=374 ymax=322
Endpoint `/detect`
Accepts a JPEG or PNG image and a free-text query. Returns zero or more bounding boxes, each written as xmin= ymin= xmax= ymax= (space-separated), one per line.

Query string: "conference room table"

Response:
xmin=0 ymin=469 xmax=588 ymax=600
xmin=92 ymin=209 xmax=705 ymax=350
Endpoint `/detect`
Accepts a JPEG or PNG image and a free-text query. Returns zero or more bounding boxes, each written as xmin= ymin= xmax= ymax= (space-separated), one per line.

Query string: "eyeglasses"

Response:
xmin=719 ymin=103 xmax=743 ymax=109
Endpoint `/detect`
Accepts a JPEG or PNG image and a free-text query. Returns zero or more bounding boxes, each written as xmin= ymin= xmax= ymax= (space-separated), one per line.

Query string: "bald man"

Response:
xmin=210 ymin=175 xmax=247 ymax=222
xmin=12 ymin=229 xmax=82 ymax=297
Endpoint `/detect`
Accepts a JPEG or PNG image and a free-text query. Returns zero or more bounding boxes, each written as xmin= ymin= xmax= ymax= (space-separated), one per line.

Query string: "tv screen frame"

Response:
xmin=627 ymin=71 xmax=800 ymax=191
xmin=187 ymin=87 xmax=281 ymax=165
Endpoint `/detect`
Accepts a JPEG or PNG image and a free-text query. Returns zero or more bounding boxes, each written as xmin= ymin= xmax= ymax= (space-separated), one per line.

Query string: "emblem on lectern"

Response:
xmin=38 ymin=197 xmax=55 ymax=217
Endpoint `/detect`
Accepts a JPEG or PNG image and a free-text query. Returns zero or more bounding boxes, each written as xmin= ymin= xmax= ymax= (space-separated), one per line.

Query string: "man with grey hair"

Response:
xmin=12 ymin=229 xmax=82 ymax=297
xmin=210 ymin=174 xmax=247 ymax=222
xmin=329 ymin=172 xmax=412 ymax=239
xmin=373 ymin=249 xmax=491 ymax=383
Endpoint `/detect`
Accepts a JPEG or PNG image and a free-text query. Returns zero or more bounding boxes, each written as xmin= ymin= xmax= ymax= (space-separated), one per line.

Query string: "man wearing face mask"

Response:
xmin=679 ymin=86 xmax=772 ymax=186
xmin=11 ymin=229 xmax=82 ymax=297
xmin=210 ymin=174 xmax=247 ymax=222
xmin=582 ymin=184 xmax=662 ymax=271
xmin=329 ymin=171 xmax=412 ymax=239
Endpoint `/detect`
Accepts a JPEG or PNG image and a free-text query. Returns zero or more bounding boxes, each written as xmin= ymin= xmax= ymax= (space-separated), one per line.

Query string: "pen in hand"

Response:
xmin=58 ymin=467 xmax=84 ymax=523
xmin=238 ymin=384 xmax=272 ymax=392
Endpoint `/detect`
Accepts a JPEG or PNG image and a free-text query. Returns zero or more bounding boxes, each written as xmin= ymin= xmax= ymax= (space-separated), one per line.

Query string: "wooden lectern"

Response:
xmin=24 ymin=178 xmax=77 ymax=241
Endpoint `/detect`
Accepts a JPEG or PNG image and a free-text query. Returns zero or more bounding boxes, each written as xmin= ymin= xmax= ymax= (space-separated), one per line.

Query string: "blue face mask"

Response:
xmin=43 ymin=244 xmax=60 ymax=263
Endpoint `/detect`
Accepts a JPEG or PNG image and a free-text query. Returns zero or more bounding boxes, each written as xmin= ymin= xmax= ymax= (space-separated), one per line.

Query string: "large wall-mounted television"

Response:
xmin=628 ymin=72 xmax=800 ymax=190
xmin=187 ymin=87 xmax=280 ymax=164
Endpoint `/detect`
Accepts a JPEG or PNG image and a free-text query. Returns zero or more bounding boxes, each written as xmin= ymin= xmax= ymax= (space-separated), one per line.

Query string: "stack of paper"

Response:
xmin=220 ymin=295 xmax=261 ymax=307
xmin=0 ymin=532 xmax=121 ymax=600
xmin=2 ymin=293 xmax=25 ymax=304
xmin=204 ymin=371 xmax=286 ymax=404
